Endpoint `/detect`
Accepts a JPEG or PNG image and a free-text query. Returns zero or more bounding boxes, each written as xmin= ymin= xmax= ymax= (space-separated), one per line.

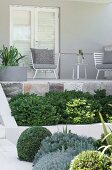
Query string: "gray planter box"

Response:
xmin=5 ymin=123 xmax=112 ymax=144
xmin=0 ymin=66 xmax=27 ymax=81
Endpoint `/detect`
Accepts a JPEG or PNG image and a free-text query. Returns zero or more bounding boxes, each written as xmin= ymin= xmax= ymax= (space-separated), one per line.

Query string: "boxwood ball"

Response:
xmin=17 ymin=126 xmax=52 ymax=162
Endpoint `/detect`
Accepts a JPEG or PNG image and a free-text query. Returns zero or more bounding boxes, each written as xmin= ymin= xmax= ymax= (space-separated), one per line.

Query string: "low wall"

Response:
xmin=1 ymin=80 xmax=112 ymax=98
xmin=5 ymin=123 xmax=112 ymax=144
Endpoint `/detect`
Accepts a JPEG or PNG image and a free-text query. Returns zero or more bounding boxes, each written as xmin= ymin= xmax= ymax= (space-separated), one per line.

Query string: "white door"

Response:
xmin=35 ymin=8 xmax=59 ymax=53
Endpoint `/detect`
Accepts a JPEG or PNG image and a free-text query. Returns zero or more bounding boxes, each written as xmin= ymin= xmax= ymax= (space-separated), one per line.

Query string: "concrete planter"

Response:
xmin=0 ymin=66 xmax=27 ymax=81
xmin=5 ymin=123 xmax=112 ymax=144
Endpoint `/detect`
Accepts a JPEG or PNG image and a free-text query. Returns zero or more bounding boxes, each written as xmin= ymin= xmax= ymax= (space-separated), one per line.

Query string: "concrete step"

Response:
xmin=0 ymin=139 xmax=32 ymax=170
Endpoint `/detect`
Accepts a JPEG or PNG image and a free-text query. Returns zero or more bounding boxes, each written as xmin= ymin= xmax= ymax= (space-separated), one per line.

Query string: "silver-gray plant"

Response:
xmin=33 ymin=148 xmax=75 ymax=170
xmin=33 ymin=132 xmax=95 ymax=165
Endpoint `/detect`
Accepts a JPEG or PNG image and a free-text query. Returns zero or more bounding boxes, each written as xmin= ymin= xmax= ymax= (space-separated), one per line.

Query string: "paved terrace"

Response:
xmin=0 ymin=139 xmax=32 ymax=170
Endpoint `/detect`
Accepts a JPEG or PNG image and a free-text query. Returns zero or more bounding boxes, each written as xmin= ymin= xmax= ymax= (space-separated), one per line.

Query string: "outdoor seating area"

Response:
xmin=1 ymin=0 xmax=112 ymax=170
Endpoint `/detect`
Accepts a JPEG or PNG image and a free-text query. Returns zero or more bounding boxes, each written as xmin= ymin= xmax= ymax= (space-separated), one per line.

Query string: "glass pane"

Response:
xmin=12 ymin=10 xmax=31 ymax=66
xmin=13 ymin=41 xmax=31 ymax=66
xmin=14 ymin=26 xmax=31 ymax=41
xmin=37 ymin=11 xmax=55 ymax=50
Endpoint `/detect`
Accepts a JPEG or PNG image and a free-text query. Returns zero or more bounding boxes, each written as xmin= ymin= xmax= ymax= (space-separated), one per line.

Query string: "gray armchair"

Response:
xmin=94 ymin=50 xmax=112 ymax=79
xmin=31 ymin=48 xmax=60 ymax=79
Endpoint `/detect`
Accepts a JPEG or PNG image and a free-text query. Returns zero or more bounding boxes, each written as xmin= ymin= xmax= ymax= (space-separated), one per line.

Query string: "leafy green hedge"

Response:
xmin=9 ymin=90 xmax=112 ymax=126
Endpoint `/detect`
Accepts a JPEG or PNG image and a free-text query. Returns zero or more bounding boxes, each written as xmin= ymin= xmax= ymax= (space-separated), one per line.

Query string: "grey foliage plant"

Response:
xmin=33 ymin=148 xmax=76 ymax=170
xmin=33 ymin=132 xmax=95 ymax=165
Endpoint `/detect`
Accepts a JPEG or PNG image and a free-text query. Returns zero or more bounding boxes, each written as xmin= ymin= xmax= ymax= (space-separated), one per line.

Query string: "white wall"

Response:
xmin=5 ymin=123 xmax=112 ymax=144
xmin=0 ymin=84 xmax=17 ymax=127
xmin=0 ymin=0 xmax=112 ymax=79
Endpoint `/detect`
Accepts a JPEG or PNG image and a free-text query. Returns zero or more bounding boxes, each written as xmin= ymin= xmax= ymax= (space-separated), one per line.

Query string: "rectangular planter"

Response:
xmin=5 ymin=123 xmax=112 ymax=144
xmin=0 ymin=66 xmax=27 ymax=81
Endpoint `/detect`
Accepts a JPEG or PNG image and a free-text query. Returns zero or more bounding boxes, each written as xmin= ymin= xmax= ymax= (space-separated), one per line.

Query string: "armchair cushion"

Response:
xmin=34 ymin=64 xmax=56 ymax=69
xmin=96 ymin=64 xmax=112 ymax=69
xmin=31 ymin=48 xmax=54 ymax=64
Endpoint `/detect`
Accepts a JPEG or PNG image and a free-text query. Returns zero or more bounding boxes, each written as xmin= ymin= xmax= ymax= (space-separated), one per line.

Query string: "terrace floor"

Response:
xmin=0 ymin=139 xmax=32 ymax=170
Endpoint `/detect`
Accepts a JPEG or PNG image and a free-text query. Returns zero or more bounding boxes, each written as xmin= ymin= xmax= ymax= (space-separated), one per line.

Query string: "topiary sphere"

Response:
xmin=69 ymin=150 xmax=112 ymax=170
xmin=17 ymin=126 xmax=52 ymax=162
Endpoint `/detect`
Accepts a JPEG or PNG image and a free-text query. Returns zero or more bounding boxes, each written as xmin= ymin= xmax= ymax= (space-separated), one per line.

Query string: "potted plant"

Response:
xmin=78 ymin=49 xmax=84 ymax=63
xmin=0 ymin=45 xmax=27 ymax=81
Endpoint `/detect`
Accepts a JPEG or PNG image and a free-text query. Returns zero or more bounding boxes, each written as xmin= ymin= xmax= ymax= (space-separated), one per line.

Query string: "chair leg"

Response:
xmin=33 ymin=70 xmax=38 ymax=79
xmin=53 ymin=70 xmax=57 ymax=79
xmin=85 ymin=66 xmax=87 ymax=80
xmin=96 ymin=70 xmax=99 ymax=80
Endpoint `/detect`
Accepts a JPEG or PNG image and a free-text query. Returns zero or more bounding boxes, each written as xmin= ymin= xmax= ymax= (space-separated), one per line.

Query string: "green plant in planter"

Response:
xmin=0 ymin=45 xmax=25 ymax=66
xmin=79 ymin=49 xmax=84 ymax=59
xmin=98 ymin=113 xmax=112 ymax=155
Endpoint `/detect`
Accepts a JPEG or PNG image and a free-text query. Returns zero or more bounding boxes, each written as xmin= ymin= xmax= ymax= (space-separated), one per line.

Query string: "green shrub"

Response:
xmin=10 ymin=90 xmax=112 ymax=126
xmin=33 ymin=132 xmax=95 ymax=165
xmin=66 ymin=98 xmax=101 ymax=124
xmin=69 ymin=150 xmax=112 ymax=170
xmin=10 ymin=93 xmax=59 ymax=126
xmin=33 ymin=148 xmax=75 ymax=170
xmin=94 ymin=89 xmax=106 ymax=100
xmin=17 ymin=126 xmax=52 ymax=162
xmin=98 ymin=96 xmax=112 ymax=122
xmin=45 ymin=91 xmax=94 ymax=124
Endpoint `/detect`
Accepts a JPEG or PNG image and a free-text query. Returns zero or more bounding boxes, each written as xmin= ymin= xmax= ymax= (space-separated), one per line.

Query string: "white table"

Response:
xmin=61 ymin=52 xmax=91 ymax=80
xmin=73 ymin=63 xmax=87 ymax=80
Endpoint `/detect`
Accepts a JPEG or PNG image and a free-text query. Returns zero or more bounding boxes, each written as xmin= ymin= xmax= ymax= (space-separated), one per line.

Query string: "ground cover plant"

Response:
xmin=33 ymin=132 xmax=95 ymax=165
xmin=17 ymin=126 xmax=51 ymax=162
xmin=9 ymin=89 xmax=112 ymax=126
xmin=33 ymin=148 xmax=76 ymax=170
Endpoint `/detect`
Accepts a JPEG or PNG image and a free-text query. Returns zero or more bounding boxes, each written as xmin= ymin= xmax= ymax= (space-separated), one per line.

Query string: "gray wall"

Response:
xmin=1 ymin=0 xmax=112 ymax=79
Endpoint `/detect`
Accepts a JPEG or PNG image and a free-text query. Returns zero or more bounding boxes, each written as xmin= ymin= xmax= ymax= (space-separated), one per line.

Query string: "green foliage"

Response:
xmin=10 ymin=93 xmax=59 ymax=126
xmin=94 ymin=89 xmax=106 ymax=100
xmin=98 ymin=113 xmax=112 ymax=155
xmin=17 ymin=126 xmax=52 ymax=162
xmin=0 ymin=45 xmax=25 ymax=66
xmin=33 ymin=132 xmax=95 ymax=165
xmin=33 ymin=149 xmax=75 ymax=170
xmin=99 ymin=113 xmax=112 ymax=145
xmin=69 ymin=150 xmax=112 ymax=170
xmin=10 ymin=89 xmax=112 ymax=126
xmin=66 ymin=98 xmax=101 ymax=124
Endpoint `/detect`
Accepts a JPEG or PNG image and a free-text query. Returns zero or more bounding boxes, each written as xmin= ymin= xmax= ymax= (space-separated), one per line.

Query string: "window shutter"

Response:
xmin=37 ymin=11 xmax=55 ymax=50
